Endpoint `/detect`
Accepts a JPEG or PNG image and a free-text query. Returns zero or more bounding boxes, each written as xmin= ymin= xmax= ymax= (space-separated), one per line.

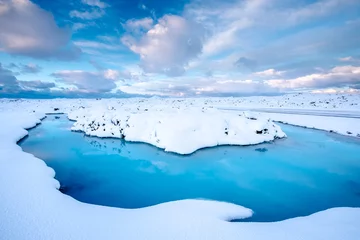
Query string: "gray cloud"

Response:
xmin=7 ymin=63 xmax=42 ymax=74
xmin=0 ymin=63 xmax=54 ymax=94
xmin=52 ymin=70 xmax=117 ymax=93
xmin=0 ymin=0 xmax=81 ymax=60
xmin=19 ymin=80 xmax=55 ymax=90
xmin=0 ymin=63 xmax=19 ymax=92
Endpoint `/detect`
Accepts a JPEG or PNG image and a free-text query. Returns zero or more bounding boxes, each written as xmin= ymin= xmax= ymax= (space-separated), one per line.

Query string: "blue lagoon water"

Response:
xmin=19 ymin=115 xmax=360 ymax=222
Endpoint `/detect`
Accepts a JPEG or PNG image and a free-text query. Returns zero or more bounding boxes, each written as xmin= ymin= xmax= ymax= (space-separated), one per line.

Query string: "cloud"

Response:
xmin=119 ymin=75 xmax=281 ymax=97
xmin=81 ymin=0 xmax=109 ymax=9
xmin=266 ymin=65 xmax=360 ymax=89
xmin=0 ymin=63 xmax=18 ymax=91
xmin=20 ymin=63 xmax=42 ymax=74
xmin=18 ymin=80 xmax=55 ymax=90
xmin=186 ymin=0 xmax=359 ymax=57
xmin=0 ymin=0 xmax=80 ymax=60
xmin=234 ymin=57 xmax=257 ymax=71
xmin=339 ymin=56 xmax=360 ymax=63
xmin=72 ymin=22 xmax=97 ymax=32
xmin=51 ymin=70 xmax=118 ymax=93
xmin=74 ymin=40 xmax=123 ymax=50
xmin=70 ymin=8 xmax=105 ymax=20
xmin=121 ymin=15 xmax=206 ymax=76
xmin=254 ymin=69 xmax=286 ymax=78
xmin=0 ymin=63 xmax=54 ymax=94
xmin=122 ymin=17 xmax=154 ymax=33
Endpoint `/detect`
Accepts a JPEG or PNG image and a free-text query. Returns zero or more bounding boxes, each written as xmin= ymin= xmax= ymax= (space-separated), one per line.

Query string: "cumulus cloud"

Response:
xmin=266 ymin=65 xmax=360 ymax=89
xmin=0 ymin=0 xmax=80 ymax=60
xmin=121 ymin=15 xmax=206 ymax=76
xmin=51 ymin=70 xmax=119 ymax=93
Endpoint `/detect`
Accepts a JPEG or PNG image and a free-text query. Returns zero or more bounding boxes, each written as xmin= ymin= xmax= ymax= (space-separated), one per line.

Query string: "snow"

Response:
xmin=257 ymin=112 xmax=360 ymax=137
xmin=69 ymin=108 xmax=285 ymax=154
xmin=1 ymin=93 xmax=360 ymax=239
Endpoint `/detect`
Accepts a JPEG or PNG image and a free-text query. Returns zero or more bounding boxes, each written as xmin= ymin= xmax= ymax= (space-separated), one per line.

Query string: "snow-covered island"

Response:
xmin=69 ymin=107 xmax=285 ymax=154
xmin=1 ymin=93 xmax=360 ymax=239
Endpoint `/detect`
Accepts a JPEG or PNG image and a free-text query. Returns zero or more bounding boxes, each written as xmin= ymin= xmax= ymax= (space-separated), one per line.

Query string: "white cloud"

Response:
xmin=103 ymin=69 xmax=119 ymax=80
xmin=254 ymin=69 xmax=286 ymax=77
xmin=70 ymin=8 xmax=105 ymax=20
xmin=72 ymin=22 xmax=97 ymax=32
xmin=119 ymin=75 xmax=280 ymax=97
xmin=122 ymin=18 xmax=154 ymax=33
xmin=266 ymin=65 xmax=360 ymax=89
xmin=0 ymin=0 xmax=80 ymax=60
xmin=185 ymin=0 xmax=359 ymax=58
xmin=121 ymin=15 xmax=206 ymax=76
xmin=52 ymin=70 xmax=119 ymax=93
xmin=339 ymin=56 xmax=360 ymax=63
xmin=74 ymin=40 xmax=122 ymax=50
xmin=81 ymin=0 xmax=109 ymax=9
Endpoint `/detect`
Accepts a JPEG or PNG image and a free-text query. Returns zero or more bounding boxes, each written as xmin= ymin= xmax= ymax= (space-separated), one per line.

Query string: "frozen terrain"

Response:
xmin=0 ymin=93 xmax=360 ymax=239
xmin=69 ymin=108 xmax=285 ymax=154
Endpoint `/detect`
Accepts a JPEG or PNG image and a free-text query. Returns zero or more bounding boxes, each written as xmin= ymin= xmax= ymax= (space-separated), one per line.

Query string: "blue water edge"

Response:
xmin=19 ymin=114 xmax=360 ymax=222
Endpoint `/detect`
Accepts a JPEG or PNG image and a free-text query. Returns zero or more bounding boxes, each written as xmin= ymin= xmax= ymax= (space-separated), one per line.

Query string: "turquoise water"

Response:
xmin=19 ymin=114 xmax=360 ymax=222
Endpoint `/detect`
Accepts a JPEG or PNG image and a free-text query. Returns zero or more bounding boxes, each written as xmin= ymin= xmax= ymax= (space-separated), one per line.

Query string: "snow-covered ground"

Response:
xmin=1 ymin=93 xmax=360 ymax=239
xmin=69 ymin=109 xmax=285 ymax=154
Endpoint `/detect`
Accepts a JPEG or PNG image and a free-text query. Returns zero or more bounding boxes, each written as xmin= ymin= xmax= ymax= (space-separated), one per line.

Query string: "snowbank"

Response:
xmin=1 ymin=95 xmax=360 ymax=239
xmin=69 ymin=108 xmax=285 ymax=154
xmin=259 ymin=112 xmax=360 ymax=138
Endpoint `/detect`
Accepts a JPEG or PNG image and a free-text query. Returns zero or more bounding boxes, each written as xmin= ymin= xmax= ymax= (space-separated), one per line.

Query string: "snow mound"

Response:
xmin=70 ymin=108 xmax=286 ymax=154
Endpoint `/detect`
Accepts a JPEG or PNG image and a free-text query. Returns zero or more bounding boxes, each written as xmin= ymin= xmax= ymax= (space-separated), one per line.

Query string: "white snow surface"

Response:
xmin=69 ymin=108 xmax=285 ymax=154
xmin=1 ymin=93 xmax=360 ymax=239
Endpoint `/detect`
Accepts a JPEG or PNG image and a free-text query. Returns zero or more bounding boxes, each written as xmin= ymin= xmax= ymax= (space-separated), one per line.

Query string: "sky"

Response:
xmin=0 ymin=0 xmax=360 ymax=98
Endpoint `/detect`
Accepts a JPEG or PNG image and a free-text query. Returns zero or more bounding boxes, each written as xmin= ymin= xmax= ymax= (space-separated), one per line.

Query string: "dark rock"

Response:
xmin=255 ymin=148 xmax=268 ymax=153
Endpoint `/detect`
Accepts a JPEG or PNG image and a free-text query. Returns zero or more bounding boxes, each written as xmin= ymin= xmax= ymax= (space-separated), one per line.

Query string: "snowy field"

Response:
xmin=1 ymin=93 xmax=360 ymax=239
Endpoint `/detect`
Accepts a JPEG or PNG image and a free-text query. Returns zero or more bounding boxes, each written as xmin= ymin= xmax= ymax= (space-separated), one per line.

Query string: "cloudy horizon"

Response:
xmin=1 ymin=0 xmax=360 ymax=98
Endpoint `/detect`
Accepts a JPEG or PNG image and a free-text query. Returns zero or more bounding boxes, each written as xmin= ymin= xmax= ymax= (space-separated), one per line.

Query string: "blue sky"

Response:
xmin=0 ymin=0 xmax=360 ymax=98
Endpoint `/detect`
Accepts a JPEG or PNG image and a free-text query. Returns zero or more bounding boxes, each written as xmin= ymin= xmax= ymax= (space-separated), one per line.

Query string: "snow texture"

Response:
xmin=0 ymin=93 xmax=360 ymax=239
